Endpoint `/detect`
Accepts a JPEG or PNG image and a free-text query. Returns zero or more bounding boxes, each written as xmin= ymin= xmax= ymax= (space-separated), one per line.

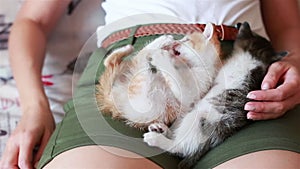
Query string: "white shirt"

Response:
xmin=101 ymin=0 xmax=267 ymax=38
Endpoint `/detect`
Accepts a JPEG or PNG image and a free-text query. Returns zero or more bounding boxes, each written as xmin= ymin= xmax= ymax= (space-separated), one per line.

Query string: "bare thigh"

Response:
xmin=214 ymin=150 xmax=300 ymax=169
xmin=43 ymin=146 xmax=300 ymax=169
xmin=43 ymin=145 xmax=162 ymax=169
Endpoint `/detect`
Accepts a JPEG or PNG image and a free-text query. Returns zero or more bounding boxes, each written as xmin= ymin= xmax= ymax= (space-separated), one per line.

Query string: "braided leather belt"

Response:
xmin=101 ymin=23 xmax=238 ymax=48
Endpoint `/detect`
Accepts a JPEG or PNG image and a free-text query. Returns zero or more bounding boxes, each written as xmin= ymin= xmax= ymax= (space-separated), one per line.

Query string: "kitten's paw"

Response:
xmin=144 ymin=131 xmax=176 ymax=153
xmin=145 ymin=35 xmax=174 ymax=49
xmin=143 ymin=132 xmax=166 ymax=147
xmin=148 ymin=123 xmax=168 ymax=135
xmin=149 ymin=50 xmax=173 ymax=73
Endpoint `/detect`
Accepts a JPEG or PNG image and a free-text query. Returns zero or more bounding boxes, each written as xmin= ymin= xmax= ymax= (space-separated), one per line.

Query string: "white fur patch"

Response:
xmin=217 ymin=48 xmax=260 ymax=90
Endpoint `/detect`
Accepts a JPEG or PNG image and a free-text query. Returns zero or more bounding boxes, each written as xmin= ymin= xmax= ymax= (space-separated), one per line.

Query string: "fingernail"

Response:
xmin=247 ymin=113 xmax=254 ymax=120
xmin=246 ymin=93 xmax=256 ymax=99
xmin=244 ymin=104 xmax=256 ymax=111
xmin=247 ymin=113 xmax=252 ymax=120
xmin=262 ymin=83 xmax=270 ymax=90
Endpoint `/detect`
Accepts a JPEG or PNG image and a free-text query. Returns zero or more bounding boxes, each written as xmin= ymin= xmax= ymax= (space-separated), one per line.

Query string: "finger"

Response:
xmin=247 ymin=83 xmax=296 ymax=101
xmin=244 ymin=101 xmax=287 ymax=115
xmin=261 ymin=61 xmax=288 ymax=90
xmin=18 ymin=137 xmax=35 ymax=169
xmin=0 ymin=140 xmax=19 ymax=168
xmin=247 ymin=111 xmax=283 ymax=120
xmin=33 ymin=132 xmax=51 ymax=165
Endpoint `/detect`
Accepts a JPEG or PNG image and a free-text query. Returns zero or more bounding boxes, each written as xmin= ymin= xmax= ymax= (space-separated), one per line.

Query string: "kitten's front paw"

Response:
xmin=145 ymin=35 xmax=174 ymax=49
xmin=144 ymin=131 xmax=175 ymax=153
xmin=149 ymin=50 xmax=174 ymax=74
xmin=143 ymin=132 xmax=165 ymax=147
xmin=148 ymin=123 xmax=168 ymax=135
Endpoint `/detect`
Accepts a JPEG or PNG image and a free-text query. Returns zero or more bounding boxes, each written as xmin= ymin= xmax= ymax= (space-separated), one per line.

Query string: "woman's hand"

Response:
xmin=247 ymin=0 xmax=300 ymax=120
xmin=245 ymin=53 xmax=300 ymax=120
xmin=0 ymin=106 xmax=55 ymax=169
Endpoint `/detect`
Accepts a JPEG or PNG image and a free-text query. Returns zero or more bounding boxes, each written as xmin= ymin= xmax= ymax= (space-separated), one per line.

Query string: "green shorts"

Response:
xmin=38 ymin=25 xmax=300 ymax=169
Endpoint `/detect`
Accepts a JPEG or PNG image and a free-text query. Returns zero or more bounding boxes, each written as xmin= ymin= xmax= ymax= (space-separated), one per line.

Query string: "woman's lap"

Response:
xmin=38 ymin=33 xmax=300 ymax=169
xmin=43 ymin=147 xmax=300 ymax=169
xmin=38 ymin=96 xmax=300 ymax=169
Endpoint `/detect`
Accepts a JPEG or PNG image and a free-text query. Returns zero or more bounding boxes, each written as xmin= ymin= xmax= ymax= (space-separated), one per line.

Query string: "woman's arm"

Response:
xmin=261 ymin=0 xmax=300 ymax=51
xmin=10 ymin=0 xmax=71 ymax=116
xmin=245 ymin=0 xmax=300 ymax=120
xmin=0 ymin=0 xmax=71 ymax=169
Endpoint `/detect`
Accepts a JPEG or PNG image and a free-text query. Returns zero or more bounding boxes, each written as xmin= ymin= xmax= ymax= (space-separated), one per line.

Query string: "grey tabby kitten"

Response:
xmin=143 ymin=22 xmax=287 ymax=169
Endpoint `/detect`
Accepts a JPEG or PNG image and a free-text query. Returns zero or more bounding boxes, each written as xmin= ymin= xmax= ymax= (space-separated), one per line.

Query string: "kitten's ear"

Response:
xmin=237 ymin=22 xmax=253 ymax=38
xmin=203 ymin=23 xmax=215 ymax=40
xmin=104 ymin=45 xmax=134 ymax=67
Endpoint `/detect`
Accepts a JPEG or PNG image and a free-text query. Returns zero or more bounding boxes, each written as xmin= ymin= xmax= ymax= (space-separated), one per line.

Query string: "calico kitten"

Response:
xmin=143 ymin=22 xmax=287 ymax=169
xmin=96 ymin=23 xmax=221 ymax=129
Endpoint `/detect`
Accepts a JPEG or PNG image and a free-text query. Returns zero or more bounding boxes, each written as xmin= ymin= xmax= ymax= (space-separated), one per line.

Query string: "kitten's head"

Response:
xmin=235 ymin=22 xmax=288 ymax=65
xmin=162 ymin=23 xmax=221 ymax=67
xmin=182 ymin=23 xmax=221 ymax=56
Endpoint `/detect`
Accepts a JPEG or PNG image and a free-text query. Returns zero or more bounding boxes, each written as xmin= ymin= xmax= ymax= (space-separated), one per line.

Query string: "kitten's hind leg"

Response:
xmin=144 ymin=110 xmax=200 ymax=155
xmin=104 ymin=45 xmax=134 ymax=67
xmin=144 ymin=102 xmax=221 ymax=155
